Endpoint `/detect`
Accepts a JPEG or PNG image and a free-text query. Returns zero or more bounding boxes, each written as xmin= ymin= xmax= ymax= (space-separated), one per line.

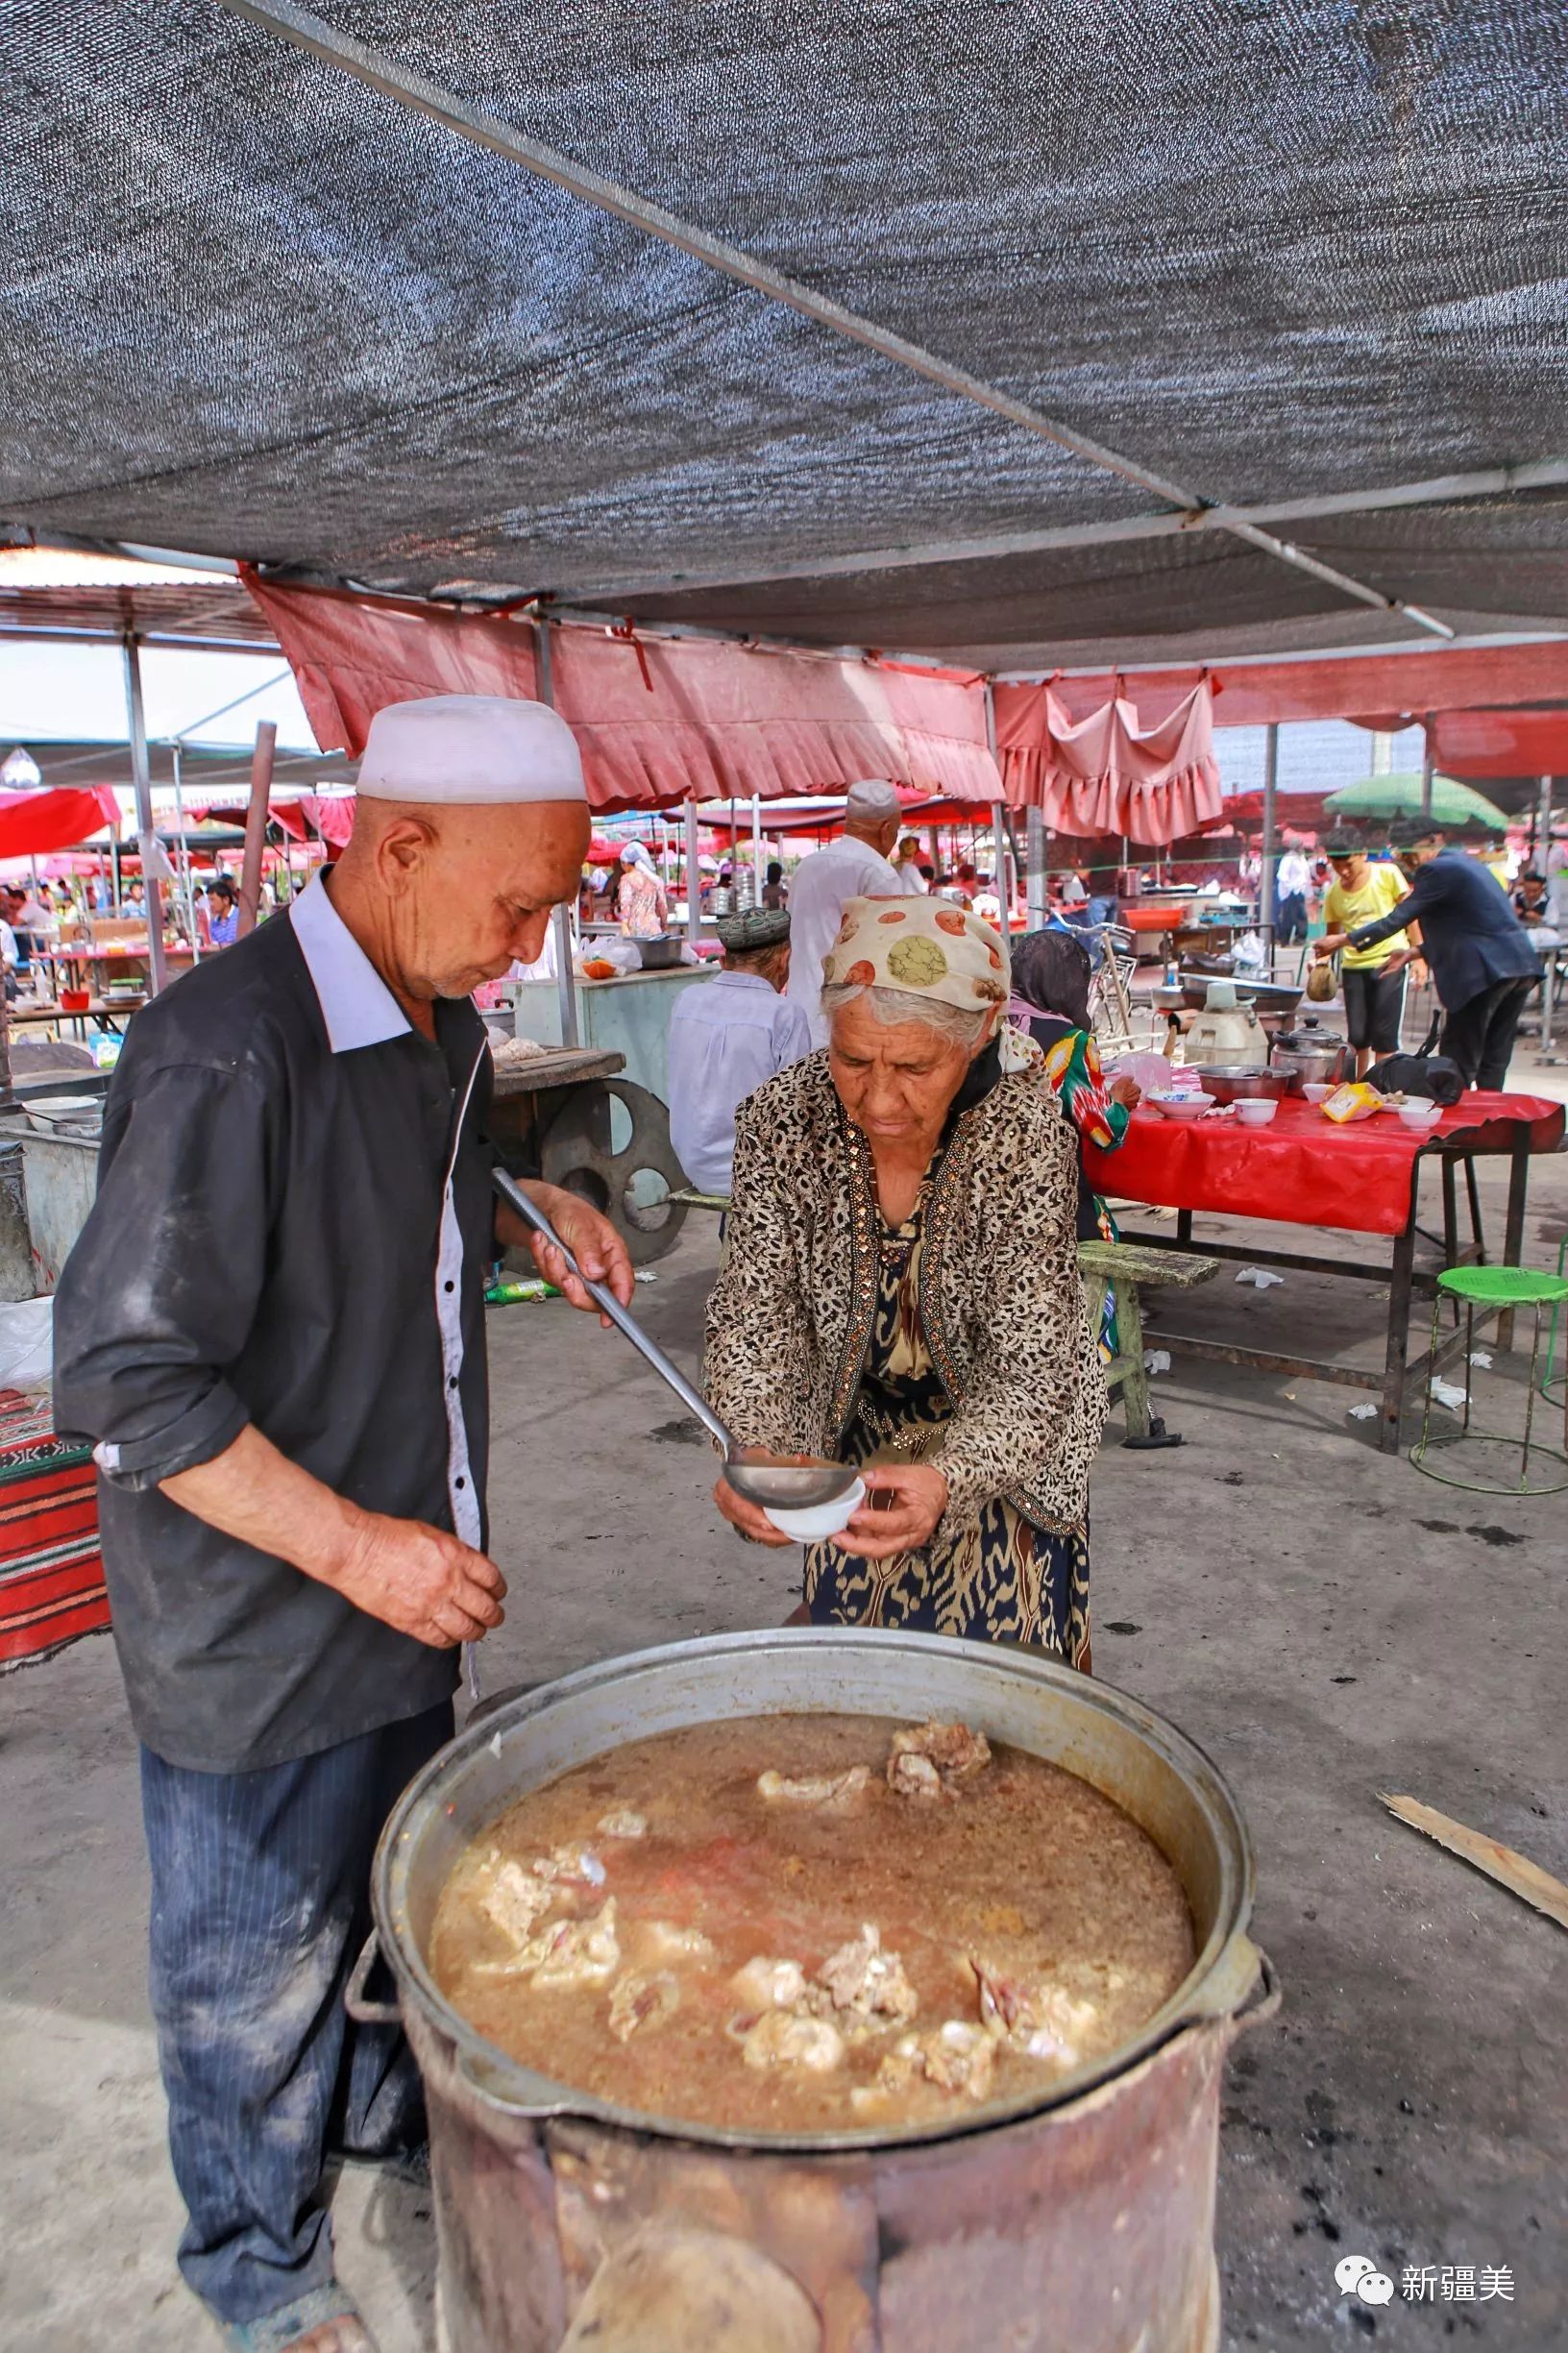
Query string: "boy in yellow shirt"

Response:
xmin=1323 ymin=837 xmax=1420 ymax=1076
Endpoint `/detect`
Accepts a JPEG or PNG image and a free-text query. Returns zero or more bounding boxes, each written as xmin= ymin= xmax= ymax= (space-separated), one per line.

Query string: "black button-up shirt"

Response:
xmin=52 ymin=875 xmax=498 ymax=1772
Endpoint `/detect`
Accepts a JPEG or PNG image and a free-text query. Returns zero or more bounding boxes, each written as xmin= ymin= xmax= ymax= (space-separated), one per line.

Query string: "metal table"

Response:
xmin=487 ymin=1047 xmax=690 ymax=1266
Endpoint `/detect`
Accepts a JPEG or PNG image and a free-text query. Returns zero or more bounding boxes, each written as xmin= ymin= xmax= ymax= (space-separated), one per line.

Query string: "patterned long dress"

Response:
xmin=804 ymin=1189 xmax=1091 ymax=1667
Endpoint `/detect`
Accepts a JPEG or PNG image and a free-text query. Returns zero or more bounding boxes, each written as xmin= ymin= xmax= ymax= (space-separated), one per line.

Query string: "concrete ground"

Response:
xmin=4 ymin=1041 xmax=1565 ymax=2353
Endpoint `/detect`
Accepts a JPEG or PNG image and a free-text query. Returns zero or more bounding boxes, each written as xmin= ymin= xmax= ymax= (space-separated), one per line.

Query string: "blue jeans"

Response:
xmin=140 ymin=1702 xmax=453 ymax=2342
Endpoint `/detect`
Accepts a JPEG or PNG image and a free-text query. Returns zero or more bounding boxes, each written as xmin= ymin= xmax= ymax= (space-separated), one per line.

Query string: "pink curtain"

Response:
xmin=241 ymin=572 xmax=1001 ymax=813
xmin=997 ymin=680 xmax=1222 ymax=845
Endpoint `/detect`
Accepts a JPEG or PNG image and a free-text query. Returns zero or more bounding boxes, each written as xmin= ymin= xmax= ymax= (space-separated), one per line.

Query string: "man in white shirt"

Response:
xmin=785 ymin=778 xmax=917 ymax=1046
xmin=667 ymin=909 xmax=813 ymax=1195
xmin=1274 ymin=846 xmax=1312 ymax=945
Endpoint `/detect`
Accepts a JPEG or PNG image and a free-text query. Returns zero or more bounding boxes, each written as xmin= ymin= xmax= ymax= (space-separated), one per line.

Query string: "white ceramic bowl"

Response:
xmin=764 ymin=1476 xmax=866 ymax=1542
xmin=1149 ymin=1094 xmax=1213 ymax=1122
xmin=1235 ymin=1098 xmax=1279 ymax=1126
xmin=1396 ymin=1102 xmax=1443 ymax=1128
xmin=1301 ymin=1082 xmax=1334 ymax=1104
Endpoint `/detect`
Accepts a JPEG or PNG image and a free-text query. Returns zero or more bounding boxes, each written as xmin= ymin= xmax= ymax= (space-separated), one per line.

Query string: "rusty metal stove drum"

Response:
xmin=351 ymin=1630 xmax=1279 ymax=2353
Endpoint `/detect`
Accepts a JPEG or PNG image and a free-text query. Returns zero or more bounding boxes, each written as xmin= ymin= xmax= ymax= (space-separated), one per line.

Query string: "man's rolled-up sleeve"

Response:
xmin=53 ymin=1064 xmax=272 ymax=1488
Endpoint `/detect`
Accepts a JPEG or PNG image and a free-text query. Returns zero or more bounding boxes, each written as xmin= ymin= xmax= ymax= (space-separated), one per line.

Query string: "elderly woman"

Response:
xmin=705 ymin=896 xmax=1106 ymax=1665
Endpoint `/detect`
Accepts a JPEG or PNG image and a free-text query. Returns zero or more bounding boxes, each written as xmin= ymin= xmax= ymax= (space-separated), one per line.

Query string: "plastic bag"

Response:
xmin=0 ymin=1295 xmax=54 ymax=1397
xmin=577 ymin=937 xmax=640 ymax=979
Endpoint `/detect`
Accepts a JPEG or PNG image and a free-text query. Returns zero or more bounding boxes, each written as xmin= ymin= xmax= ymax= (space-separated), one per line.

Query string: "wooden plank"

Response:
xmin=489 ymin=1047 xmax=625 ymax=1097
xmin=1381 ymin=1793 xmax=1568 ymax=1933
xmin=1076 ymin=1239 xmax=1219 ymax=1288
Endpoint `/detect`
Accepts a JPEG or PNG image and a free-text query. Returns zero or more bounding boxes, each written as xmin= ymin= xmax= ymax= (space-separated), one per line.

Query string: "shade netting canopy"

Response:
xmin=4 ymin=1 xmax=1568 ymax=676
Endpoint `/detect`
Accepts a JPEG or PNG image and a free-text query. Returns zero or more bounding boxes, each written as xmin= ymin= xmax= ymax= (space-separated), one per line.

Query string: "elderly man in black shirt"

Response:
xmin=53 ymin=695 xmax=631 ymax=2353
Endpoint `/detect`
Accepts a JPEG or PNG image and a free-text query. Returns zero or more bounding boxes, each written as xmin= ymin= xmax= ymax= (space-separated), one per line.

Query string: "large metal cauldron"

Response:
xmin=355 ymin=1632 xmax=1278 ymax=2353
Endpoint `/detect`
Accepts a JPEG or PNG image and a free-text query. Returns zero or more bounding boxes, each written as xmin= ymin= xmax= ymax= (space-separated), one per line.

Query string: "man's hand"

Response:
xmin=498 ymin=1179 xmax=635 ymax=1324
xmin=714 ymin=1473 xmax=797 ymax=1548
xmin=835 ymin=1463 xmax=948 ymax=1559
xmin=331 ymin=1511 xmax=506 ymax=1648
xmin=160 ymin=1424 xmax=506 ymax=1647
xmin=1313 ymin=934 xmax=1349 ymax=961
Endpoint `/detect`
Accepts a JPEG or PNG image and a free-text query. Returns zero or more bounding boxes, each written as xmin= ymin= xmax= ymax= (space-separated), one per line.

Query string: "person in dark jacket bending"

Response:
xmin=1314 ymin=825 xmax=1541 ymax=1090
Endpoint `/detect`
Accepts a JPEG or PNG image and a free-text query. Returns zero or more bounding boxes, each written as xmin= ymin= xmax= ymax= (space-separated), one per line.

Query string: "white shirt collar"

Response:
xmin=289 ymin=872 xmax=411 ymax=1055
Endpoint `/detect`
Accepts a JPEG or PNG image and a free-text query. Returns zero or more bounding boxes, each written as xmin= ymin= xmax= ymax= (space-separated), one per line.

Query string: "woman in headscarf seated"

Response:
xmin=704 ymin=895 xmax=1107 ymax=1667
xmin=1007 ymin=927 xmax=1141 ymax=1249
xmin=617 ymin=841 xmax=669 ymax=939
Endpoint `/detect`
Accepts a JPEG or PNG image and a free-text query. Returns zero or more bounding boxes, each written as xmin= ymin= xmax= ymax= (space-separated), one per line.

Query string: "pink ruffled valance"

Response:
xmin=241 ymin=573 xmax=1001 ymax=813
xmin=995 ymin=680 xmax=1224 ymax=846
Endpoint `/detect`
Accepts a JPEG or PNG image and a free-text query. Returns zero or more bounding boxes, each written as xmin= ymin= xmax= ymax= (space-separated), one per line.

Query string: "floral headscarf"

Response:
xmin=822 ymin=895 xmax=1010 ymax=1011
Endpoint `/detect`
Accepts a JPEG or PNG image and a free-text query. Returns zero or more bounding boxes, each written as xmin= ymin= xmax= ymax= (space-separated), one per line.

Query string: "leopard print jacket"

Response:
xmin=704 ymin=1052 xmax=1108 ymax=1536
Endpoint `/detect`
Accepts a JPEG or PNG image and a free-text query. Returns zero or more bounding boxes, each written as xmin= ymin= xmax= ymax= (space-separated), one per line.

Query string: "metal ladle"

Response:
xmin=492 ymin=1171 xmax=859 ymax=1511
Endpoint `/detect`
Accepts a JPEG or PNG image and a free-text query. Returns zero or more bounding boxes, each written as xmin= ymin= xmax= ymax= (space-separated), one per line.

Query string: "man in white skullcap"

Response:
xmin=784 ymin=777 xmax=920 ymax=1046
xmin=54 ymin=696 xmax=632 ymax=2353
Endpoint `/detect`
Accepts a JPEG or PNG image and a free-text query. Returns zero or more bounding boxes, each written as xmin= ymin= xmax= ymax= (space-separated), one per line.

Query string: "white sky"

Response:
xmin=0 ymin=643 xmax=317 ymax=749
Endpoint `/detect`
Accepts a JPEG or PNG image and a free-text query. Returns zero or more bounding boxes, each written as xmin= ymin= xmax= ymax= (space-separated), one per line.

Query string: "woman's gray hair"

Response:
xmin=821 ymin=979 xmax=992 ymax=1051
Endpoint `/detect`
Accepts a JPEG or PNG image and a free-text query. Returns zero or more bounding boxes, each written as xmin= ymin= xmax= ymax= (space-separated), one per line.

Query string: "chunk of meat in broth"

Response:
xmin=731 ymin=1956 xmax=809 ymax=2012
xmin=478 ymin=1857 xmax=555 ymax=1945
xmin=813 ymin=1924 xmax=918 ymax=2028
xmin=742 ymin=2010 xmax=845 ymax=2074
xmin=756 ymin=1765 xmax=870 ymax=1810
xmin=597 ymin=1808 xmax=647 ymax=1840
xmin=971 ymin=1959 xmax=1103 ymax=2067
xmin=858 ymin=2020 xmax=997 ymax=2109
xmin=887 ymin=1721 xmax=992 ymax=1800
xmin=608 ymin=1971 xmax=680 ymax=2043
xmin=639 ymin=1919 xmax=717 ymax=1965
xmin=521 ymin=1899 xmax=622 ymax=1991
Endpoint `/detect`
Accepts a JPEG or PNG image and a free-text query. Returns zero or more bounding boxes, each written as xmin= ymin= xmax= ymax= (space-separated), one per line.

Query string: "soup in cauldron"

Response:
xmin=429 ymin=1711 xmax=1194 ymax=2134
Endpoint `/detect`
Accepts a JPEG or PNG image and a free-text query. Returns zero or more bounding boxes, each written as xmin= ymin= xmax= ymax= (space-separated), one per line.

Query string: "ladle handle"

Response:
xmin=492 ymin=1170 xmax=734 ymax=1458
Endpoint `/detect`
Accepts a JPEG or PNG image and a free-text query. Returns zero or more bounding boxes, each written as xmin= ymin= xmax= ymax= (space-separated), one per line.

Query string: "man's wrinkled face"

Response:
xmin=375 ymin=799 xmax=591 ymax=998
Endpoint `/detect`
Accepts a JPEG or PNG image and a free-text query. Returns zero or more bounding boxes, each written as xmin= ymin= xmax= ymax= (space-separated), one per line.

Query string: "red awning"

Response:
xmin=0 ymin=785 xmax=118 ymax=857
xmin=241 ymin=573 xmax=1000 ymax=813
xmin=1002 ymin=640 xmax=1568 ymax=731
xmin=1429 ymin=704 xmax=1568 ymax=778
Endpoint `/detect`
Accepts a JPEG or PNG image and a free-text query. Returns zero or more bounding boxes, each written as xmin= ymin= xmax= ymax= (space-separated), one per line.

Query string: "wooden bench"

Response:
xmin=1077 ymin=1238 xmax=1218 ymax=1448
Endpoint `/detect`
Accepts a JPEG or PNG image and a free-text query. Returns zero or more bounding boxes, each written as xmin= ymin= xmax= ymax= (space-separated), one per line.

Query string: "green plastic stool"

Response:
xmin=1540 ymin=1236 xmax=1567 ymax=1413
xmin=1411 ymin=1264 xmax=1568 ymax=1495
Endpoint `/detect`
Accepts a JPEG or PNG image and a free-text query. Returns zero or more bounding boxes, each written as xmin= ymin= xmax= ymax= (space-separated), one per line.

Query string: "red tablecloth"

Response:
xmin=1083 ymin=1091 xmax=1564 ymax=1238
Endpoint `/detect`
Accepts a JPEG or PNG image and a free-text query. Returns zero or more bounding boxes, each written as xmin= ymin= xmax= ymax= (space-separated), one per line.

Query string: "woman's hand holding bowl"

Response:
xmin=835 ymin=1462 xmax=949 ymax=1558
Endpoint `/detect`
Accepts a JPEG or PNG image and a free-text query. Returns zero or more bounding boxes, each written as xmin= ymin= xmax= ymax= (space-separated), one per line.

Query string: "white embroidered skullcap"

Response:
xmin=357 ymin=695 xmax=586 ymax=804
xmin=843 ymin=777 xmax=903 ymax=821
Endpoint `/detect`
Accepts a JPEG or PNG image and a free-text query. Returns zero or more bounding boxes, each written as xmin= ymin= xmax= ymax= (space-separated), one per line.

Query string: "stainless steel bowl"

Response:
xmin=1184 ymin=1065 xmax=1287 ymax=1104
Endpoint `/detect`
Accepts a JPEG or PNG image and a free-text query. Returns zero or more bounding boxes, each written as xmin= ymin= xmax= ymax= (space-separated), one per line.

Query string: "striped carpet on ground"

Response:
xmin=0 ymin=1387 xmax=107 ymax=1672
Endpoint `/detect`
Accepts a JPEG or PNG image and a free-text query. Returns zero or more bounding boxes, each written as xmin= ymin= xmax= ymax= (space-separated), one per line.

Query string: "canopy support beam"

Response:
xmin=561 ymin=459 xmax=1568 ymax=605
xmin=213 ymin=0 xmax=1456 ymax=641
xmin=121 ymin=626 xmax=169 ymax=997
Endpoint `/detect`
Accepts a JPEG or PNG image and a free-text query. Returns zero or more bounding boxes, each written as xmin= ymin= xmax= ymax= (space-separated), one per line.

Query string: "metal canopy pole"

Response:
xmin=1025 ymin=806 xmax=1047 ymax=928
xmin=751 ymin=794 xmax=764 ymax=909
xmin=217 ymin=0 xmax=1454 ymax=642
xmin=1420 ymin=716 xmax=1435 ymax=821
xmin=1539 ymin=776 xmax=1557 ymax=1054
xmin=684 ymin=799 xmax=700 ymax=945
xmin=1260 ymin=722 xmax=1280 ymax=974
xmin=121 ymin=630 xmax=169 ymax=997
xmin=533 ymin=621 xmax=579 ymax=1047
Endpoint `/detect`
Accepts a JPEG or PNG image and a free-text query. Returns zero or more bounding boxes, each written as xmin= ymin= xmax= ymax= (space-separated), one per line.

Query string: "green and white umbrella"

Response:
xmin=1325 ymin=772 xmax=1510 ymax=833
